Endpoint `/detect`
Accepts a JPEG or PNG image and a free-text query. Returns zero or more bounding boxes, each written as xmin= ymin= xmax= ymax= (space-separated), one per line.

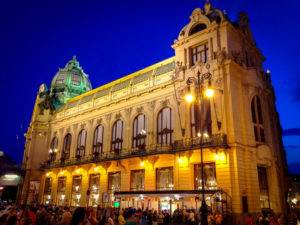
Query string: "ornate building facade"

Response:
xmin=21 ymin=1 xmax=288 ymax=224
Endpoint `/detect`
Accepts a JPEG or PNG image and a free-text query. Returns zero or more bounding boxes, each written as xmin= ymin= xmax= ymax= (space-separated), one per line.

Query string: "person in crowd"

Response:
xmin=36 ymin=205 xmax=47 ymax=225
xmin=70 ymin=208 xmax=86 ymax=225
xmin=245 ymin=213 xmax=253 ymax=225
xmin=4 ymin=207 xmax=18 ymax=225
xmin=20 ymin=208 xmax=34 ymax=225
xmin=124 ymin=209 xmax=137 ymax=225
xmin=118 ymin=210 xmax=126 ymax=225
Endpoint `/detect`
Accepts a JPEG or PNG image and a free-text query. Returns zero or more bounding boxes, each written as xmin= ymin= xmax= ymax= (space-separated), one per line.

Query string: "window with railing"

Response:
xmin=93 ymin=126 xmax=104 ymax=155
xmin=57 ymin=176 xmax=66 ymax=206
xmin=132 ymin=114 xmax=147 ymax=149
xmin=89 ymin=174 xmax=100 ymax=206
xmin=130 ymin=170 xmax=145 ymax=191
xmin=157 ymin=108 xmax=174 ymax=145
xmin=62 ymin=134 xmax=71 ymax=160
xmin=71 ymin=175 xmax=82 ymax=206
xmin=191 ymin=99 xmax=212 ymax=138
xmin=111 ymin=120 xmax=123 ymax=153
xmin=194 ymin=163 xmax=217 ymax=190
xmin=191 ymin=43 xmax=208 ymax=66
xmin=76 ymin=130 xmax=87 ymax=158
xmin=108 ymin=171 xmax=121 ymax=192
xmin=251 ymin=96 xmax=265 ymax=143
xmin=156 ymin=167 xmax=173 ymax=190
xmin=258 ymin=166 xmax=270 ymax=208
xmin=49 ymin=137 xmax=58 ymax=162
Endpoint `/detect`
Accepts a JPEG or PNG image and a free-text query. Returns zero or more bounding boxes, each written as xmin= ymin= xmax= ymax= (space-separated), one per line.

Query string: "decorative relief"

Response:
xmin=59 ymin=128 xmax=64 ymax=135
xmin=66 ymin=127 xmax=71 ymax=133
xmin=105 ymin=114 xmax=112 ymax=122
xmin=115 ymin=112 xmax=122 ymax=120
xmin=136 ymin=106 xmax=144 ymax=114
xmin=216 ymin=47 xmax=228 ymax=64
xmin=80 ymin=123 xmax=86 ymax=129
xmin=125 ymin=107 xmax=132 ymax=117
xmin=53 ymin=131 xmax=57 ymax=137
xmin=97 ymin=118 xmax=102 ymax=125
xmin=88 ymin=119 xmax=94 ymax=126
xmin=175 ymin=61 xmax=184 ymax=75
xmin=73 ymin=124 xmax=78 ymax=131
xmin=147 ymin=100 xmax=156 ymax=110
xmin=160 ymin=99 xmax=170 ymax=107
xmin=230 ymin=51 xmax=244 ymax=66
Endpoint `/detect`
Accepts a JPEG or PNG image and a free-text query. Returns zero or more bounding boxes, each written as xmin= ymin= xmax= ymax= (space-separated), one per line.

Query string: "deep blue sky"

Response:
xmin=1 ymin=0 xmax=299 ymax=173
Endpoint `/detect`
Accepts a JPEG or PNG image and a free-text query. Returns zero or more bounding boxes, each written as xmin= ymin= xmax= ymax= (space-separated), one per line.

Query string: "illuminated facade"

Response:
xmin=21 ymin=1 xmax=288 ymax=224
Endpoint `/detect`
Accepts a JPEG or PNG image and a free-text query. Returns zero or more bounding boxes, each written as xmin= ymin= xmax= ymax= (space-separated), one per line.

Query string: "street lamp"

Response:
xmin=185 ymin=69 xmax=213 ymax=225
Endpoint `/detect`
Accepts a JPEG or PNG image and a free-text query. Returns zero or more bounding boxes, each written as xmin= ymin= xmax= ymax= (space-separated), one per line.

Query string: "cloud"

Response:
xmin=284 ymin=145 xmax=300 ymax=149
xmin=282 ymin=128 xmax=300 ymax=136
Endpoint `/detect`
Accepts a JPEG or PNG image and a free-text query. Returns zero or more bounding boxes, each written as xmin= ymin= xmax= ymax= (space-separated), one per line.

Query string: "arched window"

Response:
xmin=157 ymin=108 xmax=174 ymax=144
xmin=189 ymin=23 xmax=207 ymax=36
xmin=62 ymin=134 xmax=71 ymax=160
xmin=191 ymin=99 xmax=212 ymax=138
xmin=251 ymin=96 xmax=265 ymax=143
xmin=49 ymin=137 xmax=58 ymax=162
xmin=132 ymin=114 xmax=147 ymax=148
xmin=111 ymin=120 xmax=123 ymax=152
xmin=76 ymin=130 xmax=87 ymax=157
xmin=93 ymin=125 xmax=104 ymax=154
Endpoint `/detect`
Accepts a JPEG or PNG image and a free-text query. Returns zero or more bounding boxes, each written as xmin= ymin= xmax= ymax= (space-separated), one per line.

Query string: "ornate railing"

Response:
xmin=40 ymin=133 xmax=228 ymax=169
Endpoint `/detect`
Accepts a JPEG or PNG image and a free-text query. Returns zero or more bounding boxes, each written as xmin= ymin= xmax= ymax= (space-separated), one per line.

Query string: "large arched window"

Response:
xmin=157 ymin=108 xmax=174 ymax=144
xmin=49 ymin=137 xmax=58 ymax=162
xmin=62 ymin=134 xmax=71 ymax=160
xmin=111 ymin=120 xmax=123 ymax=152
xmin=189 ymin=23 xmax=207 ymax=36
xmin=191 ymin=99 xmax=212 ymax=138
xmin=132 ymin=114 xmax=147 ymax=148
xmin=251 ymin=96 xmax=265 ymax=143
xmin=76 ymin=130 xmax=87 ymax=157
xmin=93 ymin=125 xmax=104 ymax=154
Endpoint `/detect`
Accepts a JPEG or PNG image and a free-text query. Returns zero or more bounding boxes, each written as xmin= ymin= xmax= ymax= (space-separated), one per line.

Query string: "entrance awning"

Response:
xmin=114 ymin=189 xmax=225 ymax=199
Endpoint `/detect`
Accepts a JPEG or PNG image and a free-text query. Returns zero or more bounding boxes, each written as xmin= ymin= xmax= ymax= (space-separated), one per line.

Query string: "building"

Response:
xmin=0 ymin=151 xmax=24 ymax=203
xmin=20 ymin=1 xmax=288 ymax=224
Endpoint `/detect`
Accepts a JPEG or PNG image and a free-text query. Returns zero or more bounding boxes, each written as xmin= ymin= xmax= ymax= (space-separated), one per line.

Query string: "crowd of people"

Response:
xmin=0 ymin=203 xmax=299 ymax=225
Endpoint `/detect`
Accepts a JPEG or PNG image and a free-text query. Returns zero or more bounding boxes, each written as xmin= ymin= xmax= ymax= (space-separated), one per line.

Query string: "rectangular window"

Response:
xmin=194 ymin=163 xmax=217 ymax=190
xmin=156 ymin=167 xmax=173 ymax=190
xmin=257 ymin=166 xmax=270 ymax=208
xmin=43 ymin=178 xmax=52 ymax=205
xmin=191 ymin=99 xmax=212 ymax=138
xmin=108 ymin=172 xmax=121 ymax=192
xmin=56 ymin=177 xmax=66 ymax=206
xmin=191 ymin=43 xmax=208 ymax=66
xmin=242 ymin=196 xmax=248 ymax=213
xmin=44 ymin=177 xmax=52 ymax=194
xmin=130 ymin=170 xmax=145 ymax=191
xmin=89 ymin=174 xmax=100 ymax=207
xmin=71 ymin=175 xmax=82 ymax=206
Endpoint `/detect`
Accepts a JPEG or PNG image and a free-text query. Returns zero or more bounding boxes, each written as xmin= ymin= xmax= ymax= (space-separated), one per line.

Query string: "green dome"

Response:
xmin=50 ymin=56 xmax=92 ymax=108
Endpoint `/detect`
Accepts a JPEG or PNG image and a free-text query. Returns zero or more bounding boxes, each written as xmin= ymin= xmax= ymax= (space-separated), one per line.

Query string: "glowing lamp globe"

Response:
xmin=205 ymin=88 xmax=214 ymax=98
xmin=185 ymin=93 xmax=194 ymax=103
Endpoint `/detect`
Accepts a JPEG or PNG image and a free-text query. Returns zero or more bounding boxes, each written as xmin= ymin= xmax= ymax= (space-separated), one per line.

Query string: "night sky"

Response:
xmin=1 ymin=0 xmax=299 ymax=173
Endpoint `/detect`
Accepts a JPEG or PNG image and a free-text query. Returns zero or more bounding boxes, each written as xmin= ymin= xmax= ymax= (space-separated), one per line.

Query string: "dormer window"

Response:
xmin=191 ymin=43 xmax=208 ymax=66
xmin=189 ymin=23 xmax=207 ymax=36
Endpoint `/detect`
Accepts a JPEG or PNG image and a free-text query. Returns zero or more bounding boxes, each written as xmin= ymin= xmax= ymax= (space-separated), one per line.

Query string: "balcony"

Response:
xmin=40 ymin=133 xmax=228 ymax=169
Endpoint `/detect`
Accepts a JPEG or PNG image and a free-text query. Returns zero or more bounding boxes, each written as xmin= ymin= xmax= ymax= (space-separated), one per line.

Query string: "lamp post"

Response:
xmin=185 ymin=69 xmax=213 ymax=225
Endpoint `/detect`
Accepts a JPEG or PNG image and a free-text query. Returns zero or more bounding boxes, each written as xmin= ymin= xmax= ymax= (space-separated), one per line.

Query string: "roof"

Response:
xmin=65 ymin=56 xmax=175 ymax=104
